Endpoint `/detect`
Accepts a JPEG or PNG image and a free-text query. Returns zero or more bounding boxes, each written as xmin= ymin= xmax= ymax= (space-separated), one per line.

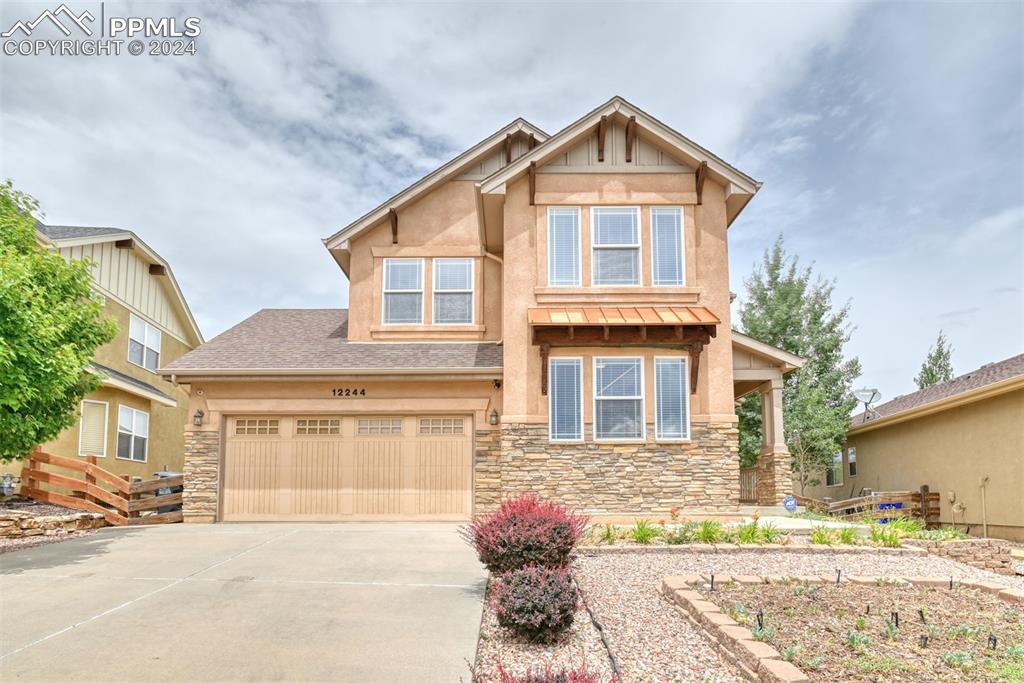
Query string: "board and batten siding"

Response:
xmin=59 ymin=242 xmax=189 ymax=341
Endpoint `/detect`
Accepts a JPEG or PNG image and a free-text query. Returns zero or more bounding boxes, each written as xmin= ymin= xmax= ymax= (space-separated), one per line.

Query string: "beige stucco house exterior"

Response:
xmin=9 ymin=226 xmax=204 ymax=480
xmin=164 ymin=97 xmax=800 ymax=522
xmin=800 ymin=354 xmax=1024 ymax=541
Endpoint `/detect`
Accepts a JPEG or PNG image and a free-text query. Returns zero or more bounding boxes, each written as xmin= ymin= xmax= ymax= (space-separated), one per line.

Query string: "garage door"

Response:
xmin=221 ymin=415 xmax=472 ymax=521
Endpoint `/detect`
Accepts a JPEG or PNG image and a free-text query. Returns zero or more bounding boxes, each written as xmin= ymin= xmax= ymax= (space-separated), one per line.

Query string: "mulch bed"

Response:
xmin=696 ymin=580 xmax=1024 ymax=681
xmin=0 ymin=499 xmax=80 ymax=517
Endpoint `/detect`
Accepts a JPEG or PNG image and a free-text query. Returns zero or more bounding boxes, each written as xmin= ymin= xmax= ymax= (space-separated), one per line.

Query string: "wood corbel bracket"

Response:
xmin=597 ymin=115 xmax=608 ymax=162
xmin=695 ymin=161 xmax=708 ymax=205
xmin=539 ymin=343 xmax=551 ymax=396
xmin=389 ymin=208 xmax=398 ymax=244
xmin=504 ymin=133 xmax=513 ymax=164
xmin=625 ymin=116 xmax=637 ymax=163
xmin=528 ymin=161 xmax=537 ymax=206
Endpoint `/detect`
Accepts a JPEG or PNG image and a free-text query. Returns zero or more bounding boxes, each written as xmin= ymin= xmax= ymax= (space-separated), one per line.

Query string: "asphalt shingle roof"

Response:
xmin=163 ymin=309 xmax=503 ymax=372
xmin=37 ymin=224 xmax=126 ymax=240
xmin=853 ymin=353 xmax=1024 ymax=424
xmin=93 ymin=363 xmax=174 ymax=401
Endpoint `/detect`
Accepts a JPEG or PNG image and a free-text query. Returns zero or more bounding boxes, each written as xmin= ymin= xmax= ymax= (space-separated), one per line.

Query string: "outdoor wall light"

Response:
xmin=489 ymin=409 xmax=499 ymax=426
xmin=192 ymin=409 xmax=205 ymax=427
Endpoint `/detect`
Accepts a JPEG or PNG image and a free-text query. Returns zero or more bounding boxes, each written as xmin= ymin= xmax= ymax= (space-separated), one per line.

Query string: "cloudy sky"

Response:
xmin=1 ymin=0 xmax=1021 ymax=402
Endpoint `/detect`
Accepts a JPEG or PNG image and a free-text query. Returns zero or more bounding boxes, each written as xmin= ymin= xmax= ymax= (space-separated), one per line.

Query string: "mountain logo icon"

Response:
xmin=2 ymin=4 xmax=95 ymax=38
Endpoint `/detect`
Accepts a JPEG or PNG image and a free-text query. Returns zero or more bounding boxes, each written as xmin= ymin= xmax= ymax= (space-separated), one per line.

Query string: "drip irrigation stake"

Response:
xmin=756 ymin=609 xmax=765 ymax=630
xmin=891 ymin=611 xmax=900 ymax=628
xmin=989 ymin=635 xmax=998 ymax=650
xmin=865 ymin=604 xmax=871 ymax=615
xmin=950 ymin=576 xmax=954 ymax=590
xmin=710 ymin=573 xmax=715 ymax=591
xmin=835 ymin=569 xmax=841 ymax=586
xmin=920 ymin=634 xmax=928 ymax=648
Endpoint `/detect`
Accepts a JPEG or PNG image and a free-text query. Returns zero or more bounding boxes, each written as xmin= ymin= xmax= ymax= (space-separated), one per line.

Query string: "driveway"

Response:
xmin=0 ymin=523 xmax=486 ymax=682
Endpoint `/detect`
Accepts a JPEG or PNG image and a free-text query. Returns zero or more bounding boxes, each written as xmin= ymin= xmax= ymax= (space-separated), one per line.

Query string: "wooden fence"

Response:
xmin=739 ymin=466 xmax=758 ymax=504
xmin=802 ymin=487 xmax=940 ymax=526
xmin=20 ymin=450 xmax=183 ymax=526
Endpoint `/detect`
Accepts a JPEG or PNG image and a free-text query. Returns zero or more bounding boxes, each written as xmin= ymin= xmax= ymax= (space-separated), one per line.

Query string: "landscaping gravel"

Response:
xmin=473 ymin=580 xmax=615 ymax=681
xmin=573 ymin=549 xmax=1024 ymax=682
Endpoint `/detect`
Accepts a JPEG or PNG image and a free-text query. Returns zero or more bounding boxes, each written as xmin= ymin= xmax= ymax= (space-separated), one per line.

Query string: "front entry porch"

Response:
xmin=732 ymin=332 xmax=804 ymax=506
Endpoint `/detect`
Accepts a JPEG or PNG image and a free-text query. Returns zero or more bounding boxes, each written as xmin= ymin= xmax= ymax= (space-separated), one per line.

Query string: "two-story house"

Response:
xmin=164 ymin=97 xmax=800 ymax=522
xmin=25 ymin=225 xmax=203 ymax=480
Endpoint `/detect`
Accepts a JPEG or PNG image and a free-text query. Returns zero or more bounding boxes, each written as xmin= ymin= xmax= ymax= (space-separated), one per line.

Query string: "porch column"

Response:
xmin=755 ymin=376 xmax=793 ymax=505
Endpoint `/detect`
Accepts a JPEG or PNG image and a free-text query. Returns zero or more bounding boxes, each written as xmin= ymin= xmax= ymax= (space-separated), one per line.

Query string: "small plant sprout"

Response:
xmin=917 ymin=607 xmax=927 ymax=623
xmin=855 ymin=616 xmax=867 ymax=631
xmin=600 ymin=524 xmax=616 ymax=544
xmin=804 ymin=656 xmax=824 ymax=671
xmin=884 ymin=618 xmax=899 ymax=641
xmin=941 ymin=651 xmax=973 ymax=671
xmin=781 ymin=645 xmax=800 ymax=662
xmin=846 ymin=630 xmax=872 ymax=654
xmin=751 ymin=624 xmax=775 ymax=642
xmin=838 ymin=526 xmax=859 ymax=545
xmin=810 ymin=526 xmax=834 ymax=545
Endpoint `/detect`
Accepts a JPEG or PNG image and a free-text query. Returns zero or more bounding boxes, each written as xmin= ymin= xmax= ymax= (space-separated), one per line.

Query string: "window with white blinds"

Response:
xmin=655 ymin=358 xmax=690 ymax=440
xmin=383 ymin=258 xmax=423 ymax=324
xmin=594 ymin=357 xmax=644 ymax=440
xmin=651 ymin=207 xmax=685 ymax=286
xmin=78 ymin=400 xmax=108 ymax=457
xmin=592 ymin=208 xmax=640 ymax=285
xmin=433 ymin=258 xmax=474 ymax=324
xmin=549 ymin=358 xmax=583 ymax=441
xmin=548 ymin=207 xmax=580 ymax=286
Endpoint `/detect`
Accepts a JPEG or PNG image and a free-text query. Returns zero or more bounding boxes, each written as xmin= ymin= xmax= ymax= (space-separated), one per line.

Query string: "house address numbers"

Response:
xmin=331 ymin=388 xmax=367 ymax=397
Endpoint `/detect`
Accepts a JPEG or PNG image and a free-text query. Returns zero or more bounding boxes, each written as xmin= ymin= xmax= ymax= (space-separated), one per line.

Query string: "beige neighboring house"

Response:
xmin=164 ymin=96 xmax=801 ymax=523
xmin=801 ymin=354 xmax=1024 ymax=541
xmin=17 ymin=225 xmax=204 ymax=480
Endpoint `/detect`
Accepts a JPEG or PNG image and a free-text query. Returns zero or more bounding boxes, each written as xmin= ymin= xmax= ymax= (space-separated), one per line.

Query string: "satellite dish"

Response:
xmin=853 ymin=388 xmax=881 ymax=422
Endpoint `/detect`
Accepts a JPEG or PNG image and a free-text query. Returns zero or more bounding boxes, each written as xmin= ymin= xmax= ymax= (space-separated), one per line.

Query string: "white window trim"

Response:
xmin=654 ymin=356 xmax=691 ymax=441
xmin=827 ymin=451 xmax=844 ymax=487
xmin=547 ymin=206 xmax=582 ymax=287
xmin=593 ymin=356 xmax=646 ymax=442
xmin=591 ymin=206 xmax=642 ymax=287
xmin=548 ymin=357 xmax=584 ymax=443
xmin=127 ymin=313 xmax=161 ymax=374
xmin=381 ymin=258 xmax=425 ymax=325
xmin=432 ymin=258 xmax=475 ymax=325
xmin=116 ymin=405 xmax=149 ymax=463
xmin=78 ymin=400 xmax=108 ymax=457
xmin=650 ymin=206 xmax=686 ymax=286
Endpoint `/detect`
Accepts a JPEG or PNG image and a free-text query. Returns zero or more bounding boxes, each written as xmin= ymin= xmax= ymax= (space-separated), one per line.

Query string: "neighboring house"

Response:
xmin=801 ymin=354 xmax=1024 ymax=541
xmin=26 ymin=225 xmax=203 ymax=480
xmin=164 ymin=96 xmax=801 ymax=522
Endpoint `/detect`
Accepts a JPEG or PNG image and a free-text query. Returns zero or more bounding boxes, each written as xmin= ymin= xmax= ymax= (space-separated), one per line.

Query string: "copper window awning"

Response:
xmin=529 ymin=306 xmax=720 ymax=394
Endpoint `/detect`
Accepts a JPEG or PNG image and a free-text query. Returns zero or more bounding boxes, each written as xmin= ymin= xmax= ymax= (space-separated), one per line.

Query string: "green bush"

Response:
xmin=629 ymin=519 xmax=660 ymax=544
xmin=696 ymin=520 xmax=725 ymax=543
xmin=736 ymin=521 xmax=761 ymax=544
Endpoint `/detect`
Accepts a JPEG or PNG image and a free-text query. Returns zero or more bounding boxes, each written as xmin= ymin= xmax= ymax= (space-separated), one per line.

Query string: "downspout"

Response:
xmin=979 ymin=476 xmax=989 ymax=538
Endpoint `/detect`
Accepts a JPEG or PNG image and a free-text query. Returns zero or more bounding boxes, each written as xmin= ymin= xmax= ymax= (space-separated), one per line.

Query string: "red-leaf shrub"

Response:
xmin=491 ymin=564 xmax=578 ymax=642
xmin=495 ymin=662 xmax=615 ymax=683
xmin=461 ymin=494 xmax=588 ymax=572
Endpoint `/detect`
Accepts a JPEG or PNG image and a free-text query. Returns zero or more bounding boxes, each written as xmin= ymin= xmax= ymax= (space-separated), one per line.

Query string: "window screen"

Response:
xmin=594 ymin=357 xmax=643 ymax=439
xmin=651 ymin=207 xmax=684 ymax=285
xmin=592 ymin=208 xmax=640 ymax=285
xmin=548 ymin=208 xmax=580 ymax=286
xmin=383 ymin=259 xmax=423 ymax=324
xmin=655 ymin=358 xmax=689 ymax=439
xmin=433 ymin=258 xmax=473 ymax=324
xmin=549 ymin=358 xmax=583 ymax=441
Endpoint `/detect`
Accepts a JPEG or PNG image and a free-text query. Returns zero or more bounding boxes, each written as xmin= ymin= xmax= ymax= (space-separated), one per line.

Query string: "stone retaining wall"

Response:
xmin=904 ymin=537 xmax=1014 ymax=575
xmin=183 ymin=430 xmax=220 ymax=523
xmin=0 ymin=510 xmax=105 ymax=538
xmin=483 ymin=421 xmax=740 ymax=515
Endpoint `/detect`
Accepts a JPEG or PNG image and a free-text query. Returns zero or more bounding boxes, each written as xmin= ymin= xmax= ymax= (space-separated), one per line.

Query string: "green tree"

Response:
xmin=914 ymin=331 xmax=954 ymax=390
xmin=736 ymin=236 xmax=861 ymax=492
xmin=0 ymin=180 xmax=117 ymax=462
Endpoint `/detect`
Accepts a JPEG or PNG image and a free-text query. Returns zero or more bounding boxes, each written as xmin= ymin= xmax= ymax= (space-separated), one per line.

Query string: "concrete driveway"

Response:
xmin=0 ymin=523 xmax=486 ymax=682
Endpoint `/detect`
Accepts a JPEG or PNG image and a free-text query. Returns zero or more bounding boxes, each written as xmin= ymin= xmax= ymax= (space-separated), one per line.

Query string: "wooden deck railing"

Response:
xmin=798 ymin=487 xmax=940 ymax=526
xmin=20 ymin=450 xmax=183 ymax=526
xmin=739 ymin=466 xmax=758 ymax=503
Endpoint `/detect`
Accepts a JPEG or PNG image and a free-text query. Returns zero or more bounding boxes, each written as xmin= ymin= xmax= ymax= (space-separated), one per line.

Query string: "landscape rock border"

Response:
xmin=0 ymin=510 xmax=106 ymax=539
xmin=660 ymin=573 xmax=1024 ymax=683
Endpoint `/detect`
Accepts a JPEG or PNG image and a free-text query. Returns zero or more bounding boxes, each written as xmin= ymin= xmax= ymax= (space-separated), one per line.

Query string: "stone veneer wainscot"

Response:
xmin=183 ymin=430 xmax=220 ymax=523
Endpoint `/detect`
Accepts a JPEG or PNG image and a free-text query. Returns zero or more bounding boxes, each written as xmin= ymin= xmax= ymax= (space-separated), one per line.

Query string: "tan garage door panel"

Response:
xmin=222 ymin=415 xmax=472 ymax=521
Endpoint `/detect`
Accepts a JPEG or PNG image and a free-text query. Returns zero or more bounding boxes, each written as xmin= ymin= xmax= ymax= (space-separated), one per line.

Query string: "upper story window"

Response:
xmin=651 ymin=207 xmax=685 ymax=285
xmin=433 ymin=258 xmax=474 ymax=324
xmin=548 ymin=207 xmax=581 ymax=286
xmin=128 ymin=314 xmax=161 ymax=372
xmin=592 ymin=207 xmax=640 ymax=285
xmin=383 ymin=258 xmax=423 ymax=324
xmin=594 ymin=357 xmax=644 ymax=440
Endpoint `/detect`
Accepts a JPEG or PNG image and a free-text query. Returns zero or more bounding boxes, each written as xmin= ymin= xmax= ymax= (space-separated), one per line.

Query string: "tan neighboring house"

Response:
xmin=20 ymin=225 xmax=204 ymax=480
xmin=164 ymin=96 xmax=801 ymax=523
xmin=800 ymin=354 xmax=1024 ymax=541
